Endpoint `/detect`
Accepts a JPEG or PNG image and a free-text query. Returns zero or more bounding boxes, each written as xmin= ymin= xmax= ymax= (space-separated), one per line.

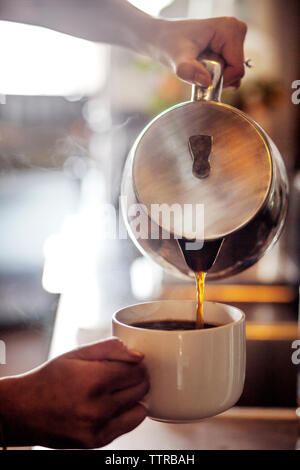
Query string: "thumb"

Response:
xmin=65 ymin=337 xmax=144 ymax=363
xmin=176 ymin=59 xmax=211 ymax=87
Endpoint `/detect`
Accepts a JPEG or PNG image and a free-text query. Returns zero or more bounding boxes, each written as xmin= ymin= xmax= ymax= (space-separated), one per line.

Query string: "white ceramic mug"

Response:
xmin=112 ymin=300 xmax=245 ymax=423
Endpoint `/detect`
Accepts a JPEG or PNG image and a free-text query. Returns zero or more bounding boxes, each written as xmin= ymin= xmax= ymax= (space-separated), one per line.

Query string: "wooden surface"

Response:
xmin=102 ymin=407 xmax=299 ymax=451
xmin=13 ymin=407 xmax=298 ymax=450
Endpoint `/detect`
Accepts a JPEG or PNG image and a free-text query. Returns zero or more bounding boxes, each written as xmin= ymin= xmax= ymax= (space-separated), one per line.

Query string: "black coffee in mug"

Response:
xmin=131 ymin=320 xmax=219 ymax=331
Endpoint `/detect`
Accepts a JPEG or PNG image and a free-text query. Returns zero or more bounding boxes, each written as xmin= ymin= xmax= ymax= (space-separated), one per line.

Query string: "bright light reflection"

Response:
xmin=130 ymin=257 xmax=163 ymax=299
xmin=128 ymin=0 xmax=174 ymax=16
xmin=0 ymin=21 xmax=107 ymax=96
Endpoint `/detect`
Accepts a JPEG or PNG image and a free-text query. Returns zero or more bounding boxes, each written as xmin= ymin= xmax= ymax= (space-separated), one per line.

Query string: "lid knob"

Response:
xmin=188 ymin=134 xmax=213 ymax=179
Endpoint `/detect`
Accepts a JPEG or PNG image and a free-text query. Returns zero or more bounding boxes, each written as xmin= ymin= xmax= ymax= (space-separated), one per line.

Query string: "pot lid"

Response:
xmin=133 ymin=97 xmax=272 ymax=240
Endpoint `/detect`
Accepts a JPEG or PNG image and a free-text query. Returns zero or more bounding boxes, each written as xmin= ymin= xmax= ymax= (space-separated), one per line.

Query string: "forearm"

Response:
xmin=0 ymin=3 xmax=248 ymax=92
xmin=0 ymin=0 xmax=161 ymax=55
xmin=0 ymin=376 xmax=35 ymax=447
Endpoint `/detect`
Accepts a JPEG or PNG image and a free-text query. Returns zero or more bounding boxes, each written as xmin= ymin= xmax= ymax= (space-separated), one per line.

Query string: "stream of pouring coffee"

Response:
xmin=178 ymin=238 xmax=223 ymax=329
xmin=195 ymin=271 xmax=206 ymax=329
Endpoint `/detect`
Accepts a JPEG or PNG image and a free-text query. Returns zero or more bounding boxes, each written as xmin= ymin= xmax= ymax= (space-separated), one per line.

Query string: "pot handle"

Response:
xmin=192 ymin=52 xmax=224 ymax=102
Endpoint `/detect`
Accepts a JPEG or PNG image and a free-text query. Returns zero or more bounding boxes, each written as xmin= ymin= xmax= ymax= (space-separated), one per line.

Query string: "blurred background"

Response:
xmin=0 ymin=0 xmax=299 ymax=408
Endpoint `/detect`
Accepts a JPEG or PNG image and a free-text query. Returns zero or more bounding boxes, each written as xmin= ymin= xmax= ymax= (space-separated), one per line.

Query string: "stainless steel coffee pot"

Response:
xmin=121 ymin=57 xmax=288 ymax=280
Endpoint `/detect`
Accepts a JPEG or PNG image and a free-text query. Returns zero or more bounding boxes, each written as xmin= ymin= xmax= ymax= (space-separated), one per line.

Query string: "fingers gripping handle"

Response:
xmin=192 ymin=53 xmax=224 ymax=102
